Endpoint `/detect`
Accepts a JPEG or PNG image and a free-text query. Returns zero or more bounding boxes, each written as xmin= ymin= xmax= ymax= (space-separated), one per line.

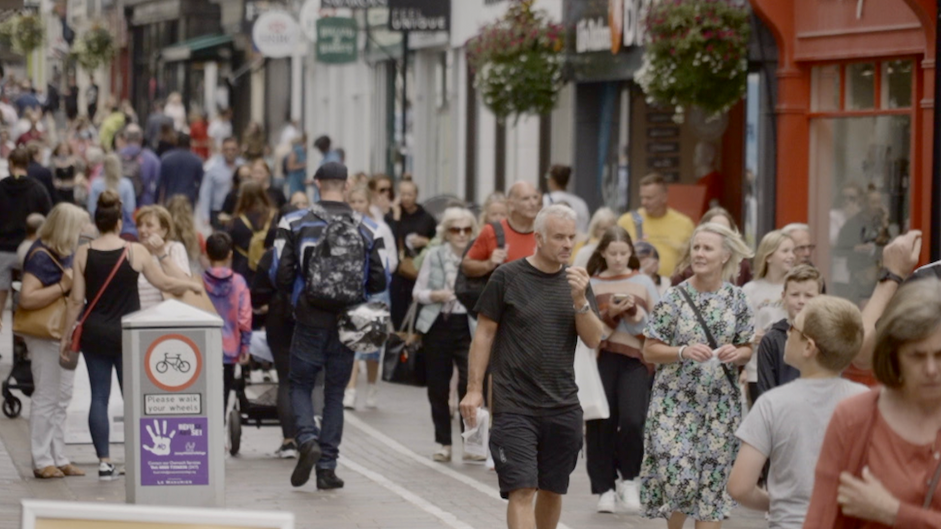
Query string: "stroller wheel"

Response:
xmin=228 ymin=408 xmax=241 ymax=455
xmin=2 ymin=396 xmax=21 ymax=418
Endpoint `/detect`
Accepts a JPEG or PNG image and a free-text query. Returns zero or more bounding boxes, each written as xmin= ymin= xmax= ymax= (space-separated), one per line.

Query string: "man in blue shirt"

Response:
xmin=118 ymin=124 xmax=161 ymax=206
xmin=157 ymin=134 xmax=204 ymax=206
xmin=199 ymin=137 xmax=243 ymax=229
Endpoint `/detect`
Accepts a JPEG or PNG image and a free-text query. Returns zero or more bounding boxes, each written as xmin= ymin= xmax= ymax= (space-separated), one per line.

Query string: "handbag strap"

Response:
xmin=78 ymin=244 xmax=128 ymax=327
xmin=926 ymin=451 xmax=941 ymax=508
xmin=677 ymin=285 xmax=739 ymax=391
xmin=26 ymin=247 xmax=65 ymax=273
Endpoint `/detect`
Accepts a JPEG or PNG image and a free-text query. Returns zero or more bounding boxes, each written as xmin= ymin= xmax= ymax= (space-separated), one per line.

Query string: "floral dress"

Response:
xmin=640 ymin=281 xmax=754 ymax=521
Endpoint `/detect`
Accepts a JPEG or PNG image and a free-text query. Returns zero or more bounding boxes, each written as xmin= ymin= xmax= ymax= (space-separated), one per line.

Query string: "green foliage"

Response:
xmin=636 ymin=0 xmax=750 ymax=117
xmin=466 ymin=0 xmax=566 ymax=122
xmin=71 ymin=24 xmax=115 ymax=72
xmin=0 ymin=13 xmax=43 ymax=55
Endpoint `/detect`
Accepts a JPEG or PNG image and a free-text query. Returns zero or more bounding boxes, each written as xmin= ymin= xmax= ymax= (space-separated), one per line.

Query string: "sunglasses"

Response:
xmin=448 ymin=227 xmax=473 ymax=235
xmin=377 ymin=186 xmax=391 ymax=194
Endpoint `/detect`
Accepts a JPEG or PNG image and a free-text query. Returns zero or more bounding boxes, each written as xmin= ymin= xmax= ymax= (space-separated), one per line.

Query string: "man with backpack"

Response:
xmin=275 ymin=162 xmax=386 ymax=490
xmin=118 ymin=124 xmax=160 ymax=206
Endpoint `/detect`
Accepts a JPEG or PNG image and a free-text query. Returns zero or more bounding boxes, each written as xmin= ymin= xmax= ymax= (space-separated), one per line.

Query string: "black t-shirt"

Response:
xmin=475 ymin=258 xmax=598 ymax=416
xmin=385 ymin=205 xmax=437 ymax=258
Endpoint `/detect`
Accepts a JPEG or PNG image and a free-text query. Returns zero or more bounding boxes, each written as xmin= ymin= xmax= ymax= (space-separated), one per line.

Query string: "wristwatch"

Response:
xmin=878 ymin=268 xmax=904 ymax=285
xmin=574 ymin=301 xmax=591 ymax=315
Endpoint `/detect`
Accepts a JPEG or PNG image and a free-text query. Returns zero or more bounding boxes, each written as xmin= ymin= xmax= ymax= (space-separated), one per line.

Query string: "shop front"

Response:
xmin=751 ymin=0 xmax=935 ymax=303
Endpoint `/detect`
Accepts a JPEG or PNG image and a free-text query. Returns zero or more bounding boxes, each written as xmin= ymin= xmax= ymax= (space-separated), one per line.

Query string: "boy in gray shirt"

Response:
xmin=728 ymin=295 xmax=870 ymax=528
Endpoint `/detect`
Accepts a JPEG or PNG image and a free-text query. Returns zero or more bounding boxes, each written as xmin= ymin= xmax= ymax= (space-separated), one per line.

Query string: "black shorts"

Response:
xmin=489 ymin=407 xmax=583 ymax=499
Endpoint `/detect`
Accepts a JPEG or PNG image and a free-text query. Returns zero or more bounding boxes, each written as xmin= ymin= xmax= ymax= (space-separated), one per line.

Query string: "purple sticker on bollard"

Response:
xmin=140 ymin=417 xmax=209 ymax=486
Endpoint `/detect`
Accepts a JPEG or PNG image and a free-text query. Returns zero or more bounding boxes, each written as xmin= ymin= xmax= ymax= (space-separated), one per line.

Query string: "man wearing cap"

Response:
xmin=275 ymin=162 xmax=387 ymax=490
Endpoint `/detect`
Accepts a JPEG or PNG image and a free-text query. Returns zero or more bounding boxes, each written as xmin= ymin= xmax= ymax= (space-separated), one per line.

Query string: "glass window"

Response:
xmin=881 ymin=59 xmax=914 ymax=109
xmin=845 ymin=63 xmax=876 ymax=110
xmin=811 ymin=65 xmax=840 ymax=112
xmin=810 ymin=115 xmax=910 ymax=305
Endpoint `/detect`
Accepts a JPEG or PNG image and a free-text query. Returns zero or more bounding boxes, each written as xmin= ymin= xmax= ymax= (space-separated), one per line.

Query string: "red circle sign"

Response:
xmin=144 ymin=334 xmax=203 ymax=392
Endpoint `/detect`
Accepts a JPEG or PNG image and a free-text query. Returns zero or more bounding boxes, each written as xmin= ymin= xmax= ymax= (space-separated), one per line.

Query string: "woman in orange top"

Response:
xmin=804 ymin=279 xmax=941 ymax=528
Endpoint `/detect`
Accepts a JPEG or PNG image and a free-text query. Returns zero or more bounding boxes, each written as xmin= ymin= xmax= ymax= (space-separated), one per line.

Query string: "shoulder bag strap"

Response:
xmin=926 ymin=450 xmax=941 ymax=508
xmin=677 ymin=285 xmax=739 ymax=391
xmin=77 ymin=245 xmax=128 ymax=327
xmin=26 ymin=247 xmax=65 ymax=273
xmin=491 ymin=221 xmax=505 ymax=248
xmin=632 ymin=210 xmax=644 ymax=241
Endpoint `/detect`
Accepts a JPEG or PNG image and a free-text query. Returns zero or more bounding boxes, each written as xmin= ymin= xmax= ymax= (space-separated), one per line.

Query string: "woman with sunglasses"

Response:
xmin=368 ymin=174 xmax=395 ymax=222
xmin=412 ymin=207 xmax=479 ymax=462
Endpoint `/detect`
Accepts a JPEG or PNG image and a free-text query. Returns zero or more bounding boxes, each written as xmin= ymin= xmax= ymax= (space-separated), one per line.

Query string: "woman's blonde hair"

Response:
xmin=478 ymin=192 xmax=507 ymax=226
xmin=38 ymin=203 xmax=89 ymax=256
xmin=872 ymin=279 xmax=941 ymax=389
xmin=165 ymin=195 xmax=201 ymax=262
xmin=437 ymin=207 xmax=478 ymax=241
xmin=586 ymin=207 xmax=617 ymax=241
xmin=103 ymin=153 xmax=122 ymax=191
xmin=753 ymin=230 xmax=793 ymax=280
xmin=135 ymin=205 xmax=175 ymax=241
xmin=690 ymin=223 xmax=754 ymax=283
xmin=346 ymin=185 xmax=369 ymax=203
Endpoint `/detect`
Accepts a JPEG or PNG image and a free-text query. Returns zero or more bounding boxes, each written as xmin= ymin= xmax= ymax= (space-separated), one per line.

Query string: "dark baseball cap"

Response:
xmin=314 ymin=162 xmax=348 ymax=181
xmin=634 ymin=241 xmax=660 ymax=260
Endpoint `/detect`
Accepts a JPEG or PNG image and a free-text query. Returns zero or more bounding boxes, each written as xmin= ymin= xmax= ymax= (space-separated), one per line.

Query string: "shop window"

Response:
xmin=810 ymin=115 xmax=910 ymax=305
xmin=882 ymin=60 xmax=914 ymax=109
xmin=845 ymin=63 xmax=876 ymax=110
xmin=811 ymin=65 xmax=840 ymax=112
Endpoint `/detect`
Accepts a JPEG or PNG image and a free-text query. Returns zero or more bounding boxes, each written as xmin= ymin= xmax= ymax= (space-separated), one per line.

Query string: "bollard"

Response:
xmin=121 ymin=299 xmax=224 ymax=507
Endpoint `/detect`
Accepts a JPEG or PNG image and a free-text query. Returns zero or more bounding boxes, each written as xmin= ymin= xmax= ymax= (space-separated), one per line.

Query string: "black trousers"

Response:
xmin=390 ymin=274 xmax=416 ymax=330
xmin=423 ymin=314 xmax=471 ymax=446
xmin=585 ymin=352 xmax=653 ymax=494
xmin=223 ymin=364 xmax=236 ymax=413
xmin=267 ymin=316 xmax=297 ymax=440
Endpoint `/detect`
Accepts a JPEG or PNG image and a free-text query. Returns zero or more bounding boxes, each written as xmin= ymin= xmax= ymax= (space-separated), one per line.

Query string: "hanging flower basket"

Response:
xmin=636 ymin=0 xmax=750 ymax=119
xmin=0 ymin=13 xmax=44 ymax=55
xmin=466 ymin=0 xmax=566 ymax=123
xmin=71 ymin=24 xmax=116 ymax=72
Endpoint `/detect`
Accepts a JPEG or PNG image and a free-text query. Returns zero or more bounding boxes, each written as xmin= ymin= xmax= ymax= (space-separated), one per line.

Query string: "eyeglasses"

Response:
xmin=448 ymin=227 xmax=473 ymax=235
xmin=788 ymin=323 xmax=809 ymax=341
xmin=377 ymin=186 xmax=391 ymax=194
xmin=794 ymin=244 xmax=816 ymax=254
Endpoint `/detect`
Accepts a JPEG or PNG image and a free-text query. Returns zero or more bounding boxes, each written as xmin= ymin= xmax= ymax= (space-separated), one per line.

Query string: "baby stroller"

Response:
xmin=227 ymin=332 xmax=281 ymax=455
xmin=3 ymin=271 xmax=34 ymax=418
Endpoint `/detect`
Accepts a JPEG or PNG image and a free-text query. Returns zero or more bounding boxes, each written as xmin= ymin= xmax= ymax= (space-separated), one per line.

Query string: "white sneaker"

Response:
xmin=98 ymin=462 xmax=116 ymax=481
xmin=365 ymin=385 xmax=378 ymax=409
xmin=432 ymin=444 xmax=452 ymax=462
xmin=343 ymin=388 xmax=356 ymax=410
xmin=597 ymin=489 xmax=617 ymax=513
xmin=618 ymin=479 xmax=642 ymax=512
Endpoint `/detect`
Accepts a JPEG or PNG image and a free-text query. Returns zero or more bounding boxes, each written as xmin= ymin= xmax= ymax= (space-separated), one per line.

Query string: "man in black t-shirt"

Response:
xmin=460 ymin=204 xmax=604 ymax=529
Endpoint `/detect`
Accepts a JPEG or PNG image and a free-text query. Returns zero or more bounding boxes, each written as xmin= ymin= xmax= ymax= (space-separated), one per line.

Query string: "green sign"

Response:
xmin=316 ymin=17 xmax=358 ymax=64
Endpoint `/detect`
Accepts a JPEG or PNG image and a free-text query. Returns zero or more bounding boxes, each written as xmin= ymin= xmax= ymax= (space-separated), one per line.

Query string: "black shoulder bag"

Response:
xmin=677 ymin=286 xmax=740 ymax=392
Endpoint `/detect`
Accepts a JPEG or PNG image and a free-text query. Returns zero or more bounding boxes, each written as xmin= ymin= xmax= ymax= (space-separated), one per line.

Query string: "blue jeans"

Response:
xmin=289 ymin=323 xmax=355 ymax=470
xmin=83 ymin=351 xmax=123 ymax=459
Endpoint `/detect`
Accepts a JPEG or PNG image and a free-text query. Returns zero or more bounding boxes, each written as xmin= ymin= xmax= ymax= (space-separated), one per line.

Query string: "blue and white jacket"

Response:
xmin=274 ymin=200 xmax=387 ymax=328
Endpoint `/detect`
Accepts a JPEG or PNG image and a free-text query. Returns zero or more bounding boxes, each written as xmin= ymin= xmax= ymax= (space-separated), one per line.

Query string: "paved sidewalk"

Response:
xmin=0 ymin=307 xmax=766 ymax=528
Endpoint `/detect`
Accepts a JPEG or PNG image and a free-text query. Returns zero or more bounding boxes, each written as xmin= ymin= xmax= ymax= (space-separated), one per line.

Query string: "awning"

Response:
xmin=161 ymin=34 xmax=233 ymax=63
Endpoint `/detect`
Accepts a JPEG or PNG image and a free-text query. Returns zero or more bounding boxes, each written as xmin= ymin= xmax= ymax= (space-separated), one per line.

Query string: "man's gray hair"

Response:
xmin=123 ymin=124 xmax=143 ymax=144
xmin=534 ymin=204 xmax=577 ymax=236
xmin=781 ymin=223 xmax=810 ymax=236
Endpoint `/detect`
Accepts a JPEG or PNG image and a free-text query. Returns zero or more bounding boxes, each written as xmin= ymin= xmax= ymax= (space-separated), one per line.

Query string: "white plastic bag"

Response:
xmin=461 ymin=407 xmax=490 ymax=459
xmin=574 ymin=338 xmax=610 ymax=420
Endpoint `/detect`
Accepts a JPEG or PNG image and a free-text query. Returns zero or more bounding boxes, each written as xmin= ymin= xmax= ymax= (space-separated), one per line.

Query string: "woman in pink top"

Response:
xmin=805 ymin=279 xmax=941 ymax=528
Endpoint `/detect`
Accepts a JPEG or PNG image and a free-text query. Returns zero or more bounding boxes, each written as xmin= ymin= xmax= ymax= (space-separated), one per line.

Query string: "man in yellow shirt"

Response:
xmin=617 ymin=173 xmax=695 ymax=277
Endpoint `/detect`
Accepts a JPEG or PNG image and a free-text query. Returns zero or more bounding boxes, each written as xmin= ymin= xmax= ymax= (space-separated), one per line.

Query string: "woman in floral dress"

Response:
xmin=640 ymin=223 xmax=755 ymax=528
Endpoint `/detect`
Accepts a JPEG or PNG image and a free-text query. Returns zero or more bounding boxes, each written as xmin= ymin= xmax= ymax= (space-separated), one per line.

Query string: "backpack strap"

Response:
xmin=631 ymin=210 xmax=644 ymax=241
xmin=491 ymin=221 xmax=505 ymax=248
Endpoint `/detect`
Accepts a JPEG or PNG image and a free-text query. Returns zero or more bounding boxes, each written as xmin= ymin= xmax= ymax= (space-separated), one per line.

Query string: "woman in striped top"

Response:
xmin=585 ymin=225 xmax=661 ymax=514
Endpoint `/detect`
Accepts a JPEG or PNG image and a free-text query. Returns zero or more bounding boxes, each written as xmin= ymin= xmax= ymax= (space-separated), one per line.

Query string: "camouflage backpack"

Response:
xmin=304 ymin=204 xmax=368 ymax=310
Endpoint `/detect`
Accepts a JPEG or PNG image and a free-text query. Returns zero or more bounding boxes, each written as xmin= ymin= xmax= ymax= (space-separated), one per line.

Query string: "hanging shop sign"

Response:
xmin=575 ymin=0 xmax=650 ymax=54
xmin=316 ymin=17 xmax=358 ymax=63
xmin=299 ymin=0 xmax=320 ymax=42
xmin=252 ymin=10 xmax=301 ymax=58
xmin=322 ymin=0 xmax=387 ymax=7
xmin=388 ymin=0 xmax=449 ymax=32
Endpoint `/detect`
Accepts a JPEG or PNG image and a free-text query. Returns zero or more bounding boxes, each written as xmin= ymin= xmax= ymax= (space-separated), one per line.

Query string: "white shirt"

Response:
xmin=543 ymin=191 xmax=590 ymax=235
xmin=138 ymin=242 xmax=191 ymax=310
xmin=207 ymin=119 xmax=232 ymax=150
xmin=742 ymin=278 xmax=788 ymax=382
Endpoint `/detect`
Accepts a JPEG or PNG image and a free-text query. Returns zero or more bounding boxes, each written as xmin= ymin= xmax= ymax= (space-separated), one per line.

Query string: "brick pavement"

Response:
xmin=0 ymin=307 xmax=766 ymax=528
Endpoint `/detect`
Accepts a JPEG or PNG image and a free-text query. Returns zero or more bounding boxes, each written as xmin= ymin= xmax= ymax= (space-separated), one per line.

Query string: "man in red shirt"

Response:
xmin=463 ymin=181 xmax=541 ymax=277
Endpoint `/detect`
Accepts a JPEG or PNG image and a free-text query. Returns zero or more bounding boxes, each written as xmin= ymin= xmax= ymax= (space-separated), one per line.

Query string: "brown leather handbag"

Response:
xmin=13 ymin=248 xmax=68 ymax=341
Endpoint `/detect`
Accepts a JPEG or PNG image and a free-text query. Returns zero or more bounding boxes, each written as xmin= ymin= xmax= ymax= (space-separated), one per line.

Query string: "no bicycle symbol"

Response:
xmin=145 ymin=334 xmax=202 ymax=392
